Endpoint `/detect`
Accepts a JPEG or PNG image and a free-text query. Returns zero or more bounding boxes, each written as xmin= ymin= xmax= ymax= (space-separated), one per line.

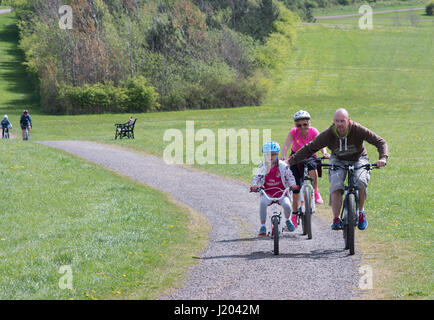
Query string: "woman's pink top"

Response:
xmin=289 ymin=127 xmax=320 ymax=153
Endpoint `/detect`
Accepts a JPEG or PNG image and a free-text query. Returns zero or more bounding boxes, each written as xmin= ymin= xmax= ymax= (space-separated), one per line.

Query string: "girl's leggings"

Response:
xmin=259 ymin=196 xmax=292 ymax=222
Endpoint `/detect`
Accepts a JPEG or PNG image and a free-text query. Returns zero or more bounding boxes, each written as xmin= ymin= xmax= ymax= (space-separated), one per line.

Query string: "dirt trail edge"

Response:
xmin=37 ymin=140 xmax=363 ymax=300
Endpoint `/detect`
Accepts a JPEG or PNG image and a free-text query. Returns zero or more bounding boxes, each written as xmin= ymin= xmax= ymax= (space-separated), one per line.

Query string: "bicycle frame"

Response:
xmin=2 ymin=127 xmax=9 ymax=139
xmin=258 ymin=187 xmax=291 ymax=238
xmin=23 ymin=127 xmax=29 ymax=140
xmin=321 ymin=162 xmax=378 ymax=254
xmin=299 ymin=164 xmax=315 ymax=216
xmin=298 ymin=157 xmax=326 ymax=214
xmin=341 ymin=165 xmax=360 ymax=227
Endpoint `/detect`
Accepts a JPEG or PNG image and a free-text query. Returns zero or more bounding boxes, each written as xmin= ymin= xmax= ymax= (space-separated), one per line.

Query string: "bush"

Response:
xmin=58 ymin=83 xmax=114 ymax=114
xmin=426 ymin=1 xmax=434 ymax=16
xmin=13 ymin=0 xmax=297 ymax=113
xmin=56 ymin=76 xmax=159 ymax=114
xmin=120 ymin=76 xmax=160 ymax=112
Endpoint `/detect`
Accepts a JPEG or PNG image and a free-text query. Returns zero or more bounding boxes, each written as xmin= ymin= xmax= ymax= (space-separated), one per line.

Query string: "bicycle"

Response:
xmin=2 ymin=127 xmax=10 ymax=139
xmin=296 ymin=157 xmax=325 ymax=240
xmin=320 ymin=162 xmax=379 ymax=255
xmin=22 ymin=126 xmax=30 ymax=140
xmin=250 ymin=186 xmax=292 ymax=255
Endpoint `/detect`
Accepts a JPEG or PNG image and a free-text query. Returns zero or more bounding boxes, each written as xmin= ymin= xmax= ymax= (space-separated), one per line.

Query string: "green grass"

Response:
xmin=0 ymin=12 xmax=210 ymax=300
xmin=0 ymin=12 xmax=36 ymax=116
xmin=1 ymin=6 xmax=433 ymax=299
xmin=0 ymin=140 xmax=209 ymax=299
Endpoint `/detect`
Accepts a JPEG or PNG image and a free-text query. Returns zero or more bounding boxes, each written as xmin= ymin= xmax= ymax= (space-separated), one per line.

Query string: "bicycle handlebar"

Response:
xmin=250 ymin=186 xmax=297 ymax=202
xmin=320 ymin=163 xmax=380 ymax=171
xmin=299 ymin=156 xmax=329 ymax=165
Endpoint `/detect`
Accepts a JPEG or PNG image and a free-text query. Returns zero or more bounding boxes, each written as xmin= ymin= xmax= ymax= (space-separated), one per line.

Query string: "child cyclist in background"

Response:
xmin=1 ymin=115 xmax=12 ymax=138
xmin=251 ymin=141 xmax=298 ymax=237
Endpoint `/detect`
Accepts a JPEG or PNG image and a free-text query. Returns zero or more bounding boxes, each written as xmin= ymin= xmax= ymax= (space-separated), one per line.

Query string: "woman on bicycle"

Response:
xmin=251 ymin=141 xmax=298 ymax=236
xmin=1 ymin=115 xmax=12 ymax=138
xmin=20 ymin=109 xmax=32 ymax=140
xmin=281 ymin=110 xmax=330 ymax=228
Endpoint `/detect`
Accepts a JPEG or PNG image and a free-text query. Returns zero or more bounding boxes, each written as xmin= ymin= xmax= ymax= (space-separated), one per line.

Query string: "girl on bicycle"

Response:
xmin=251 ymin=141 xmax=298 ymax=236
xmin=281 ymin=110 xmax=330 ymax=228
xmin=1 ymin=115 xmax=12 ymax=138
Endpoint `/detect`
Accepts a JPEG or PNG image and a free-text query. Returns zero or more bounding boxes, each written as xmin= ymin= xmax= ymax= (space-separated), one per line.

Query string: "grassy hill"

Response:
xmin=1 ymin=2 xmax=433 ymax=299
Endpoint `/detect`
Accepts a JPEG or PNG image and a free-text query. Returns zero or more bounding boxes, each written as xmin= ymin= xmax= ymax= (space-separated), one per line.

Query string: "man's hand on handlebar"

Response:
xmin=376 ymin=159 xmax=386 ymax=168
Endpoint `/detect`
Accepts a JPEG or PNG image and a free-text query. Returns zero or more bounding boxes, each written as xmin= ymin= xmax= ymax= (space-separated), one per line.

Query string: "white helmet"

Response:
xmin=293 ymin=110 xmax=311 ymax=121
xmin=3 ymin=115 xmax=7 ymax=119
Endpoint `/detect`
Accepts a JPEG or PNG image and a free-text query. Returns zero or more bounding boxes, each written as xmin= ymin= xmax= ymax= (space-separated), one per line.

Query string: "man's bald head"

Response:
xmin=333 ymin=108 xmax=351 ymax=136
xmin=334 ymin=108 xmax=349 ymax=120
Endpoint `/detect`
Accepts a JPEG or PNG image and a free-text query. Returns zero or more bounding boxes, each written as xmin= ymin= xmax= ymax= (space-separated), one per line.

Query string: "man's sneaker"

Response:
xmin=258 ymin=226 xmax=266 ymax=237
xmin=286 ymin=219 xmax=295 ymax=232
xmin=291 ymin=213 xmax=298 ymax=229
xmin=314 ymin=191 xmax=324 ymax=204
xmin=358 ymin=210 xmax=368 ymax=230
xmin=331 ymin=218 xmax=343 ymax=230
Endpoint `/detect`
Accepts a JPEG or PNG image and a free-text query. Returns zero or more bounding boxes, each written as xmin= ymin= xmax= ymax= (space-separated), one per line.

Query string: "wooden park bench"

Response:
xmin=114 ymin=118 xmax=136 ymax=139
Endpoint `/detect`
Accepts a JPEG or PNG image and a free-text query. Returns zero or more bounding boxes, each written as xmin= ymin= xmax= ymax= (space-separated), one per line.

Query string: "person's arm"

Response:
xmin=251 ymin=163 xmax=266 ymax=190
xmin=358 ymin=125 xmax=388 ymax=167
xmin=320 ymin=147 xmax=330 ymax=158
xmin=310 ymin=127 xmax=329 ymax=158
xmin=283 ymin=164 xmax=297 ymax=189
xmin=280 ymin=131 xmax=293 ymax=160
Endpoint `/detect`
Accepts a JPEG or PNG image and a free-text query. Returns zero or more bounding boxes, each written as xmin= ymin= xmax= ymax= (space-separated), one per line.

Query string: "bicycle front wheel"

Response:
xmin=272 ymin=216 xmax=279 ymax=255
xmin=303 ymin=187 xmax=313 ymax=240
xmin=345 ymin=193 xmax=356 ymax=255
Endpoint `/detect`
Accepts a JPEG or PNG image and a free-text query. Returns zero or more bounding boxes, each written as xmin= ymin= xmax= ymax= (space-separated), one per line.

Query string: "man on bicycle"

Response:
xmin=252 ymin=141 xmax=298 ymax=236
xmin=20 ymin=109 xmax=32 ymax=140
xmin=288 ymin=109 xmax=388 ymax=231
xmin=1 ymin=115 xmax=12 ymax=138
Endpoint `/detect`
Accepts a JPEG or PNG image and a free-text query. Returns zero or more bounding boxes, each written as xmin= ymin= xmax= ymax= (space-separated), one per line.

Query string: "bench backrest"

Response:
xmin=128 ymin=119 xmax=137 ymax=128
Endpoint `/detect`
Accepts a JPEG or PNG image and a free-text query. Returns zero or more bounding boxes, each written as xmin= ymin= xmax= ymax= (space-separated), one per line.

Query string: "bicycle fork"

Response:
xmin=268 ymin=204 xmax=282 ymax=237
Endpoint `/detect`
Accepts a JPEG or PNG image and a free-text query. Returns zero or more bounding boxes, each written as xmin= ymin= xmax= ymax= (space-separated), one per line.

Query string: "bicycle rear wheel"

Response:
xmin=303 ymin=187 xmax=313 ymax=240
xmin=345 ymin=193 xmax=356 ymax=255
xmin=272 ymin=216 xmax=279 ymax=255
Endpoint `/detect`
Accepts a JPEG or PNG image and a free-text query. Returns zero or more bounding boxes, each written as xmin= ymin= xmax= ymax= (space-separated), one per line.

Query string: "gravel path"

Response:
xmin=38 ymin=140 xmax=362 ymax=300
